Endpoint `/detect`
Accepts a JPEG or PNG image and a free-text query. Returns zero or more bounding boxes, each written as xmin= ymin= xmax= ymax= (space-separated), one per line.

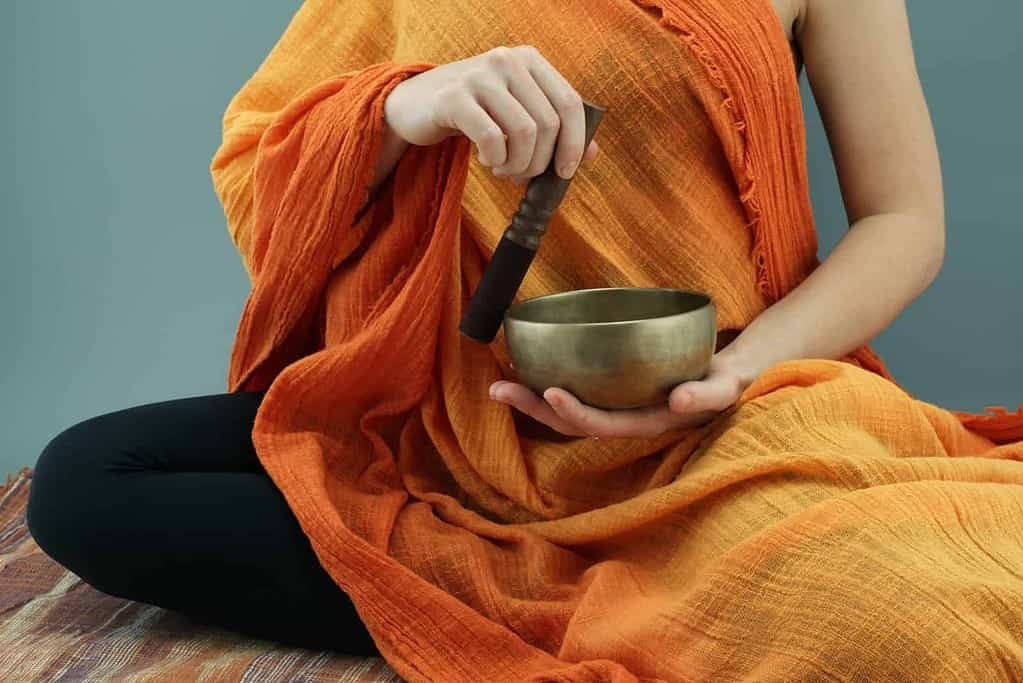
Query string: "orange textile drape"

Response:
xmin=211 ymin=1 xmax=1023 ymax=680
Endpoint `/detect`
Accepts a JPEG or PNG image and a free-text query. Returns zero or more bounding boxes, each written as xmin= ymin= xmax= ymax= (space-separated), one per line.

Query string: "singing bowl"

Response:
xmin=503 ymin=287 xmax=717 ymax=410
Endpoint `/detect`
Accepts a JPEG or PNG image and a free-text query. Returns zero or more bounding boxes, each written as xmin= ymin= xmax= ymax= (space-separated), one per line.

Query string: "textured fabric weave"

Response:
xmin=210 ymin=1 xmax=1023 ymax=680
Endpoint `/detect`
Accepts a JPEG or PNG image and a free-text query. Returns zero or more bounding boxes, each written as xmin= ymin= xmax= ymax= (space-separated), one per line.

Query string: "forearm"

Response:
xmin=353 ymin=121 xmax=412 ymax=221
xmin=719 ymin=212 xmax=945 ymax=388
xmin=369 ymin=121 xmax=411 ymax=194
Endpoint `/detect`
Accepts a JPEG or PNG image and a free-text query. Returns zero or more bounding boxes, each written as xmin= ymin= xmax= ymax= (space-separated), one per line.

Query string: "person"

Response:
xmin=26 ymin=0 xmax=1023 ymax=680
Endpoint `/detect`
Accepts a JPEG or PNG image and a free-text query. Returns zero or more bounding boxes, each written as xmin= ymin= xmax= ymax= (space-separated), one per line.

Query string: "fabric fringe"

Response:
xmin=1 ymin=467 xmax=32 ymax=496
xmin=634 ymin=0 xmax=771 ymax=301
xmin=954 ymin=404 xmax=1023 ymax=444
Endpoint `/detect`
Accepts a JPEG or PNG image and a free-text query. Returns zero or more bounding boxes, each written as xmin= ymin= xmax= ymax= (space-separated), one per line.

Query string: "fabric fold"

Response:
xmin=212 ymin=62 xmax=437 ymax=391
xmin=209 ymin=1 xmax=1023 ymax=680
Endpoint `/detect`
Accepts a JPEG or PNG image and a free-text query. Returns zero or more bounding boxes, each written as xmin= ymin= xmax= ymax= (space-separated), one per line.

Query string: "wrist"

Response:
xmin=714 ymin=341 xmax=768 ymax=392
xmin=383 ymin=71 xmax=446 ymax=147
xmin=382 ymin=84 xmax=411 ymax=145
xmin=370 ymin=84 xmax=419 ymax=194
xmin=380 ymin=118 xmax=410 ymax=156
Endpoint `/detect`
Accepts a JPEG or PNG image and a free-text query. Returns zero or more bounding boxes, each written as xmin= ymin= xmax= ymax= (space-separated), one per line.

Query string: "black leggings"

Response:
xmin=25 ymin=390 xmax=379 ymax=655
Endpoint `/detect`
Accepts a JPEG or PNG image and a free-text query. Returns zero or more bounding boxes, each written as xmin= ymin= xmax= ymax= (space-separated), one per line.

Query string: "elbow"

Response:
xmin=877 ymin=207 xmax=945 ymax=294
xmin=918 ymin=214 xmax=945 ymax=289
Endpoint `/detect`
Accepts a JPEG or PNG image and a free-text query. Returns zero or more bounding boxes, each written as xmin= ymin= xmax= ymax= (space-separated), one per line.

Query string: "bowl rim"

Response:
xmin=503 ymin=286 xmax=715 ymax=328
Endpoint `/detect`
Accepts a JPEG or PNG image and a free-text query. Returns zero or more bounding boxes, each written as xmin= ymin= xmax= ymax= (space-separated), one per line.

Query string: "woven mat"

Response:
xmin=0 ymin=469 xmax=402 ymax=682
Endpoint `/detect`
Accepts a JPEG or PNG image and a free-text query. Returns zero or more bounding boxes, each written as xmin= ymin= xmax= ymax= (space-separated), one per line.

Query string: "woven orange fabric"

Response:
xmin=210 ymin=1 xmax=1023 ymax=680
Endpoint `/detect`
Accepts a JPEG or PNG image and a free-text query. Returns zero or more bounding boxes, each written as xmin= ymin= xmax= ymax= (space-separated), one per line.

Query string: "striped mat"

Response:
xmin=0 ymin=469 xmax=403 ymax=682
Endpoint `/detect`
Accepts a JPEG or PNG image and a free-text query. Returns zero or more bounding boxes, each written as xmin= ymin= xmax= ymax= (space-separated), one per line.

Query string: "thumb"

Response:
xmin=668 ymin=375 xmax=735 ymax=414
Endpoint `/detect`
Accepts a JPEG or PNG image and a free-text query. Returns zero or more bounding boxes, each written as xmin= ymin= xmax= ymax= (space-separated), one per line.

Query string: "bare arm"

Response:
xmin=718 ymin=0 xmax=946 ymax=387
xmin=368 ymin=123 xmax=412 ymax=194
xmin=490 ymin=1 xmax=948 ymax=437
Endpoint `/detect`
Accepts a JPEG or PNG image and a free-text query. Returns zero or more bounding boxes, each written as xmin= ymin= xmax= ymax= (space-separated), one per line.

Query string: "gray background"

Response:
xmin=2 ymin=1 xmax=1019 ymax=476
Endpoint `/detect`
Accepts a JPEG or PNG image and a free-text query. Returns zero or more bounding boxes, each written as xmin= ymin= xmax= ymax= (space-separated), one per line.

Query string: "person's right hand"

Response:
xmin=384 ymin=45 xmax=600 ymax=184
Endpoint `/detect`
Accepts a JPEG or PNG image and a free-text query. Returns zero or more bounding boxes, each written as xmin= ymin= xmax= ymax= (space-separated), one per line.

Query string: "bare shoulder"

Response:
xmin=794 ymin=0 xmax=944 ymax=225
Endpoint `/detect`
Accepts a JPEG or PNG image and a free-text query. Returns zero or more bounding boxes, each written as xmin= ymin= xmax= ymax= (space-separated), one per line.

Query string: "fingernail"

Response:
xmin=558 ymin=161 xmax=577 ymax=178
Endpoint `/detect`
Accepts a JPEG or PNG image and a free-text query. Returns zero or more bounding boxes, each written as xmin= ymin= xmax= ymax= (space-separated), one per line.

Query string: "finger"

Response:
xmin=504 ymin=56 xmax=561 ymax=178
xmin=447 ymin=90 xmax=508 ymax=168
xmin=491 ymin=382 xmax=587 ymax=437
xmin=520 ymin=48 xmax=586 ymax=179
xmin=668 ymin=376 xmax=737 ymax=414
xmin=509 ymin=131 xmax=597 ymax=184
xmin=543 ymin=388 xmax=673 ymax=439
xmin=472 ymin=79 xmax=537 ymax=177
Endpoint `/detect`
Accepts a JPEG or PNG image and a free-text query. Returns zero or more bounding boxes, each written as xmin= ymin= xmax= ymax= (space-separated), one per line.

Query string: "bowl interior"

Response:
xmin=506 ymin=288 xmax=710 ymax=325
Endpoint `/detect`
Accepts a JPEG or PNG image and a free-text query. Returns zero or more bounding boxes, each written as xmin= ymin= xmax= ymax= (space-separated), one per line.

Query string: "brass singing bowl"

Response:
xmin=503 ymin=287 xmax=717 ymax=410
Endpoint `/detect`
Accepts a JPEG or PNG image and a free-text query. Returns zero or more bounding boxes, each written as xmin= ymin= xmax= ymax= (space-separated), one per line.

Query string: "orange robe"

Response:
xmin=211 ymin=1 xmax=1023 ymax=679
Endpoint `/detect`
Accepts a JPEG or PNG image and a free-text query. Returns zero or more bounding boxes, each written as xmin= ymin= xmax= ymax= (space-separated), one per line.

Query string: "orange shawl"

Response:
xmin=211 ymin=1 xmax=1023 ymax=680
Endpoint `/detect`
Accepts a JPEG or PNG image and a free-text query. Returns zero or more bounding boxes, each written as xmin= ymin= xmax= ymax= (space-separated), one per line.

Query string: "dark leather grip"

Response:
xmin=458 ymin=100 xmax=606 ymax=343
xmin=458 ymin=235 xmax=537 ymax=343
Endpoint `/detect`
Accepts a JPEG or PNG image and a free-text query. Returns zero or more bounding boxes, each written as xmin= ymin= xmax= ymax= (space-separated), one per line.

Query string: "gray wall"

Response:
xmin=1 ymin=2 xmax=298 ymax=478
xmin=2 ymin=1 xmax=1019 ymax=476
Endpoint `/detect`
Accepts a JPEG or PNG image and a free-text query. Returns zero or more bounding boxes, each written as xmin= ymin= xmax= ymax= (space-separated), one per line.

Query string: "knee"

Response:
xmin=26 ymin=416 xmax=114 ymax=571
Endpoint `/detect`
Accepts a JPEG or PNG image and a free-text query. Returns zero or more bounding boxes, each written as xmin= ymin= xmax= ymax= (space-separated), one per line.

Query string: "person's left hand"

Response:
xmin=490 ymin=353 xmax=751 ymax=438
